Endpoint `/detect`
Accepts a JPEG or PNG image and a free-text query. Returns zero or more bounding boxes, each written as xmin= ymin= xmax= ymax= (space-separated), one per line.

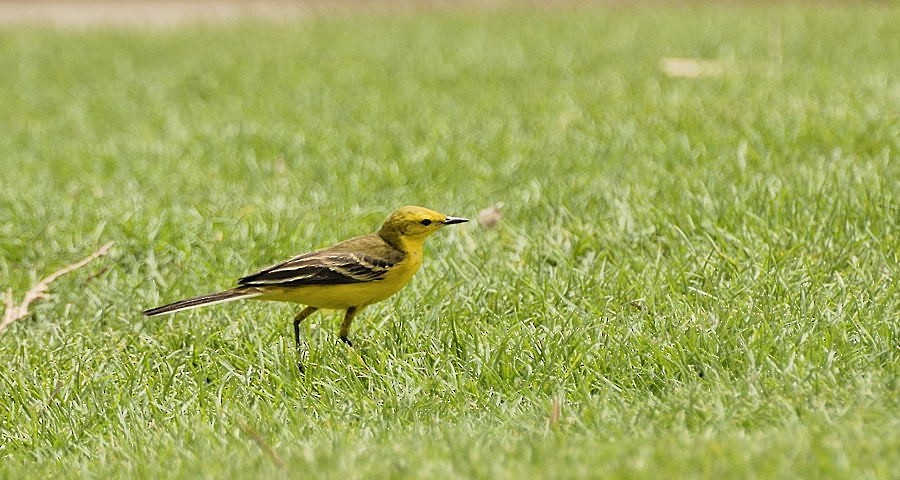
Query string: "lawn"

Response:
xmin=1 ymin=2 xmax=897 ymax=478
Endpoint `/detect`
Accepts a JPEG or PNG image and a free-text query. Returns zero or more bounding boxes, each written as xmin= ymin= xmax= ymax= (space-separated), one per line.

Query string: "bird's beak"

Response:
xmin=442 ymin=216 xmax=469 ymax=225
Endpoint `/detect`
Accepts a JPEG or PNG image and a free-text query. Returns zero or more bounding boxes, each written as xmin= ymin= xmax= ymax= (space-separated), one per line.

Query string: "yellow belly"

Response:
xmin=255 ymin=252 xmax=422 ymax=309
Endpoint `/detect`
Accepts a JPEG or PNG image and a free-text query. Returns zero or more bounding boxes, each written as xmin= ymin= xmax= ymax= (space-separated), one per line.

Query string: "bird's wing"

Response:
xmin=238 ymin=234 xmax=404 ymax=287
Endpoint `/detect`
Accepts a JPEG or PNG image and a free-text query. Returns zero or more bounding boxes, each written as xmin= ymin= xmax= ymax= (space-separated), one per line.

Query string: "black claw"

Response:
xmin=297 ymin=361 xmax=305 ymax=374
xmin=340 ymin=337 xmax=353 ymax=347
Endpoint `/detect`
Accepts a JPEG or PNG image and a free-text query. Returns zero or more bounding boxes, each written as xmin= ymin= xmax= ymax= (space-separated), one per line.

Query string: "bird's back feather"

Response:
xmin=238 ymin=233 xmax=405 ymax=287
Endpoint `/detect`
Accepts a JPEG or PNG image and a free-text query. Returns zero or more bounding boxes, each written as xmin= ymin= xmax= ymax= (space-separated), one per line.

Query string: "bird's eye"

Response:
xmin=420 ymin=219 xmax=433 ymax=226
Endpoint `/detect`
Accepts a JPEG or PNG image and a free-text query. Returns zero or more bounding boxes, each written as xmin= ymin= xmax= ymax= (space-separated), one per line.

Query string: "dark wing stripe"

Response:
xmin=266 ymin=253 xmax=344 ymax=274
xmin=238 ymin=252 xmax=397 ymax=287
xmin=348 ymin=253 xmax=395 ymax=270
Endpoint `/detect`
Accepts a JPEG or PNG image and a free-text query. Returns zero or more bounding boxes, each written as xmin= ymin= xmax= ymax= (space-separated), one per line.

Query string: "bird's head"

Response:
xmin=378 ymin=206 xmax=468 ymax=249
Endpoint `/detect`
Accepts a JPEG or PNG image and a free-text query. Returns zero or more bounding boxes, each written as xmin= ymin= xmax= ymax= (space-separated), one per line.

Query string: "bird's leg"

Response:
xmin=339 ymin=306 xmax=359 ymax=346
xmin=293 ymin=306 xmax=318 ymax=372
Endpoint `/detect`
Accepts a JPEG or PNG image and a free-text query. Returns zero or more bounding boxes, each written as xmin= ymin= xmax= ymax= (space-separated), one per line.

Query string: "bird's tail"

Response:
xmin=143 ymin=288 xmax=262 ymax=316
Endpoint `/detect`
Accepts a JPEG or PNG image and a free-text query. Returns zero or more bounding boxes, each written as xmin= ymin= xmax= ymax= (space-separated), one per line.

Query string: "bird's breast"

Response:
xmin=383 ymin=249 xmax=422 ymax=286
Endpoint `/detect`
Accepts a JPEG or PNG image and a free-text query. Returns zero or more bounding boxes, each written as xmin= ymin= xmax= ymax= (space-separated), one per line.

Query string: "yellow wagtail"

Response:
xmin=143 ymin=206 xmax=468 ymax=360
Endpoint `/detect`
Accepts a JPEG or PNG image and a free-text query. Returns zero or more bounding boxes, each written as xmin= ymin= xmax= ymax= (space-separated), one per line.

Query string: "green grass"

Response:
xmin=1 ymin=3 xmax=898 ymax=478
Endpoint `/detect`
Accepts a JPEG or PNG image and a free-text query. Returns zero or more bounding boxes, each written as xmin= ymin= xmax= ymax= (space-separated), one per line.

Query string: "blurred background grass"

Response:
xmin=0 ymin=2 xmax=897 ymax=478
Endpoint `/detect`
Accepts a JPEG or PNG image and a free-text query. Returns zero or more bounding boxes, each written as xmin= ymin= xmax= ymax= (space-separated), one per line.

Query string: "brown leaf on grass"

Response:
xmin=661 ymin=57 xmax=725 ymax=78
xmin=477 ymin=203 xmax=504 ymax=229
xmin=1 ymin=241 xmax=113 ymax=333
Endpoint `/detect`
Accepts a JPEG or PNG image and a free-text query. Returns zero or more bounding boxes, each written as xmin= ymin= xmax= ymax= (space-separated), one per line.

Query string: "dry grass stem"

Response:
xmin=236 ymin=418 xmax=287 ymax=469
xmin=1 ymin=241 xmax=113 ymax=333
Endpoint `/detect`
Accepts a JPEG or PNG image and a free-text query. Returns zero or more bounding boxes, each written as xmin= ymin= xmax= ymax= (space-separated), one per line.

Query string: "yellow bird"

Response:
xmin=144 ymin=206 xmax=468 ymax=361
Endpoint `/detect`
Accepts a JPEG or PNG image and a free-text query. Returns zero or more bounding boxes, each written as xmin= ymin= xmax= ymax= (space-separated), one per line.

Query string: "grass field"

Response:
xmin=1 ymin=2 xmax=898 ymax=478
